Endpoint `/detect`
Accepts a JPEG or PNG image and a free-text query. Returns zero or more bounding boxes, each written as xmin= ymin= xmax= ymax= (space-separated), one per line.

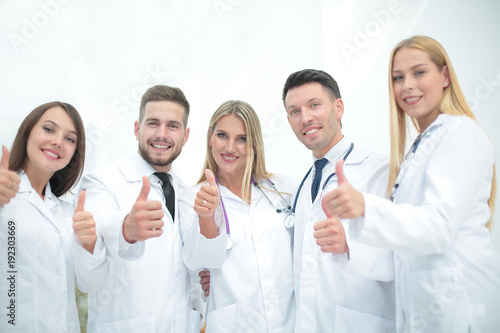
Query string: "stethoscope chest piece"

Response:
xmin=226 ymin=237 xmax=234 ymax=250
xmin=283 ymin=213 xmax=295 ymax=229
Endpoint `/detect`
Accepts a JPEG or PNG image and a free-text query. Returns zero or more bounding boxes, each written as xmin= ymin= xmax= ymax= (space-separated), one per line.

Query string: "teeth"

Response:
xmin=405 ymin=97 xmax=420 ymax=102
xmin=152 ymin=144 xmax=170 ymax=149
xmin=45 ymin=151 xmax=58 ymax=158
xmin=305 ymin=128 xmax=318 ymax=135
xmin=223 ymin=155 xmax=236 ymax=160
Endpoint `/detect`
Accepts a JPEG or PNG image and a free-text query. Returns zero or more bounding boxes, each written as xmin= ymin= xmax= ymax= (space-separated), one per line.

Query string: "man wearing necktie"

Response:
xmin=282 ymin=69 xmax=396 ymax=332
xmin=73 ymin=85 xmax=204 ymax=332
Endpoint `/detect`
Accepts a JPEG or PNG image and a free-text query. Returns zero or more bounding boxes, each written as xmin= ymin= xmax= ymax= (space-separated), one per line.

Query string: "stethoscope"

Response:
xmin=283 ymin=143 xmax=354 ymax=229
xmin=390 ymin=133 xmax=423 ymax=202
xmin=215 ymin=175 xmax=292 ymax=250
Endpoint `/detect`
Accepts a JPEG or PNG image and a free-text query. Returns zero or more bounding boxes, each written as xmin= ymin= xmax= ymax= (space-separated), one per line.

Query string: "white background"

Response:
xmin=1 ymin=0 xmax=500 ymax=252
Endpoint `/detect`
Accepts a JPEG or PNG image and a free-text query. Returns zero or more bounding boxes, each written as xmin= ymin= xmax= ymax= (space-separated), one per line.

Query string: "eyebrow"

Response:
xmin=43 ymin=120 xmax=77 ymax=136
xmin=392 ymin=63 xmax=429 ymax=74
xmin=286 ymin=97 xmax=321 ymax=111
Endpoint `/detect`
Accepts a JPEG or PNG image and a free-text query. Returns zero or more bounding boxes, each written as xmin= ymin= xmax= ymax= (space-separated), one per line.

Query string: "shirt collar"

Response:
xmin=313 ymin=136 xmax=351 ymax=164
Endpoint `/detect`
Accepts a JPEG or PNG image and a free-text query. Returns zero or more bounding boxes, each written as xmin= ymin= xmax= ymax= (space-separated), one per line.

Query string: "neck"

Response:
xmin=24 ymin=167 xmax=52 ymax=199
xmin=217 ymin=172 xmax=248 ymax=202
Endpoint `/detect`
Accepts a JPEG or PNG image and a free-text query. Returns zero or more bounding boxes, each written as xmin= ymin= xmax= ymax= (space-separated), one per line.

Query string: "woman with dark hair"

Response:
xmin=0 ymin=101 xmax=96 ymax=332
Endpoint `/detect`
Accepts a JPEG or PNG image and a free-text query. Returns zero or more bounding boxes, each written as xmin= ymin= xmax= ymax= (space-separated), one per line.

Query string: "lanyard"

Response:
xmin=283 ymin=143 xmax=354 ymax=228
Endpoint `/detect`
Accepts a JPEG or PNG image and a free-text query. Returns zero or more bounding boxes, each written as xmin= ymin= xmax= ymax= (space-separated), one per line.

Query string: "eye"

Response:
xmin=237 ymin=136 xmax=247 ymax=142
xmin=66 ymin=137 xmax=76 ymax=144
xmin=168 ymin=123 xmax=180 ymax=130
xmin=415 ymin=70 xmax=425 ymax=76
xmin=146 ymin=121 xmax=158 ymax=127
xmin=217 ymin=132 xmax=227 ymax=139
xmin=311 ymin=103 xmax=319 ymax=108
xmin=392 ymin=75 xmax=403 ymax=82
xmin=289 ymin=109 xmax=300 ymax=116
xmin=43 ymin=126 xmax=54 ymax=133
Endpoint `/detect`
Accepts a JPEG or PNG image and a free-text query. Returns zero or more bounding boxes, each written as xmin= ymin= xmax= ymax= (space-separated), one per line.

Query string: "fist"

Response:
xmin=313 ymin=216 xmax=349 ymax=254
xmin=123 ymin=176 xmax=164 ymax=243
xmin=73 ymin=190 xmax=97 ymax=253
xmin=194 ymin=169 xmax=220 ymax=219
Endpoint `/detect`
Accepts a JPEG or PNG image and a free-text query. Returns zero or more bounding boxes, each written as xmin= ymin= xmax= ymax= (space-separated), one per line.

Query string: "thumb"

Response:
xmin=336 ymin=159 xmax=348 ymax=185
xmin=137 ymin=176 xmax=151 ymax=201
xmin=1 ymin=146 xmax=10 ymax=170
xmin=205 ymin=169 xmax=216 ymax=186
xmin=75 ymin=190 xmax=86 ymax=212
xmin=321 ymin=197 xmax=333 ymax=218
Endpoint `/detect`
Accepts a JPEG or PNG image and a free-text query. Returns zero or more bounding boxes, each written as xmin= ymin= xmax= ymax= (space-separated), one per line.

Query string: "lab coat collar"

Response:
xmin=121 ymin=152 xmax=185 ymax=189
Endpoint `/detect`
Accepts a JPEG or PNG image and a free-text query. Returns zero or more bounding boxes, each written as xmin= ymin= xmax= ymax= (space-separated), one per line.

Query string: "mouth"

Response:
xmin=221 ymin=154 xmax=238 ymax=163
xmin=303 ymin=127 xmax=321 ymax=136
xmin=403 ymin=96 xmax=422 ymax=105
xmin=42 ymin=149 xmax=60 ymax=160
xmin=150 ymin=142 xmax=172 ymax=150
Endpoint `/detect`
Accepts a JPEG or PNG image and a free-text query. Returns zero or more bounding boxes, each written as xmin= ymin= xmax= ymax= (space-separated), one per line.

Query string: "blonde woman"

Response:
xmin=323 ymin=35 xmax=500 ymax=332
xmin=180 ymin=100 xmax=296 ymax=332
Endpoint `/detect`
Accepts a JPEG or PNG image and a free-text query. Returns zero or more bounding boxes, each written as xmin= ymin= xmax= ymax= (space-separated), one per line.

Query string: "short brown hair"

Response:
xmin=139 ymin=85 xmax=190 ymax=127
xmin=9 ymin=101 xmax=85 ymax=197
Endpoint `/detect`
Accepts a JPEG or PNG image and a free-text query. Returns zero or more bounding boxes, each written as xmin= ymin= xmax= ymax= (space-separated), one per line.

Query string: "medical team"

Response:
xmin=1 ymin=35 xmax=499 ymax=332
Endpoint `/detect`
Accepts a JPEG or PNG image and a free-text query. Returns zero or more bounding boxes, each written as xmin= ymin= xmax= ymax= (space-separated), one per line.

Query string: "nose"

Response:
xmin=300 ymin=107 xmax=313 ymax=125
xmin=226 ymin=138 xmax=236 ymax=153
xmin=402 ymin=76 xmax=415 ymax=91
xmin=157 ymin=124 xmax=168 ymax=137
xmin=51 ymin=133 xmax=63 ymax=149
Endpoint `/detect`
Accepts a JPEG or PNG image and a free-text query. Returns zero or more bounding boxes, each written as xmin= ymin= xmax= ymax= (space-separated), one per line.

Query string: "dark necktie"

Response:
xmin=154 ymin=172 xmax=175 ymax=220
xmin=311 ymin=158 xmax=328 ymax=202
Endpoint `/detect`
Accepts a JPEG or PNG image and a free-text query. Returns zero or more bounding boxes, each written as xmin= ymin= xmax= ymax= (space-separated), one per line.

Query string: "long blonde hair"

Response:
xmin=197 ymin=100 xmax=272 ymax=203
xmin=387 ymin=35 xmax=496 ymax=229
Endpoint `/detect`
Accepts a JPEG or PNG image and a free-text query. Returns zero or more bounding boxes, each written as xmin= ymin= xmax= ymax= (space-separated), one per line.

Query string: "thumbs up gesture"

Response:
xmin=313 ymin=215 xmax=349 ymax=254
xmin=0 ymin=146 xmax=21 ymax=206
xmin=321 ymin=159 xmax=365 ymax=219
xmin=194 ymin=169 xmax=220 ymax=219
xmin=73 ymin=190 xmax=97 ymax=253
xmin=194 ymin=169 xmax=220 ymax=239
xmin=123 ymin=176 xmax=164 ymax=243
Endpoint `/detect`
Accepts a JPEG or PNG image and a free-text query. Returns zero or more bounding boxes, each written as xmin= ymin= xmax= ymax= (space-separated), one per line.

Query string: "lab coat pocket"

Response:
xmin=95 ymin=315 xmax=154 ymax=333
xmin=335 ymin=305 xmax=395 ymax=333
xmin=190 ymin=309 xmax=202 ymax=332
xmin=407 ymin=267 xmax=468 ymax=332
xmin=206 ymin=302 xmax=241 ymax=333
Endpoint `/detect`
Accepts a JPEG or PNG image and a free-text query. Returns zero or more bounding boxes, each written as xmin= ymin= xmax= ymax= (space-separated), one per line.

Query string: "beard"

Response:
xmin=138 ymin=140 xmax=182 ymax=168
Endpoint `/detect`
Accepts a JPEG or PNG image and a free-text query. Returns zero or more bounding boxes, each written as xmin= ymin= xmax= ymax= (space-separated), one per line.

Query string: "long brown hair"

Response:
xmin=9 ymin=101 xmax=86 ymax=197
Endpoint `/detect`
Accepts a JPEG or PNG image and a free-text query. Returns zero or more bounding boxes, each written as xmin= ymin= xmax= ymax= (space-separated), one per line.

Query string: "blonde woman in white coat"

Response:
xmin=323 ymin=35 xmax=500 ymax=332
xmin=0 ymin=102 xmax=97 ymax=332
xmin=180 ymin=100 xmax=296 ymax=332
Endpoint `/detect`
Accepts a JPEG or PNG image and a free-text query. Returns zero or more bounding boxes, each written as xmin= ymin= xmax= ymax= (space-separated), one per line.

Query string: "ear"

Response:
xmin=443 ymin=65 xmax=450 ymax=87
xmin=182 ymin=127 xmax=190 ymax=146
xmin=134 ymin=120 xmax=140 ymax=141
xmin=335 ymin=98 xmax=344 ymax=120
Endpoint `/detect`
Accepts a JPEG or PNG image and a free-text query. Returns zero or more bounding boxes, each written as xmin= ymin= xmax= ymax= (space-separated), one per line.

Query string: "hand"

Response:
xmin=313 ymin=215 xmax=349 ymax=254
xmin=322 ymin=159 xmax=365 ymax=219
xmin=123 ymin=176 xmax=164 ymax=243
xmin=0 ymin=146 xmax=21 ymax=205
xmin=73 ymin=190 xmax=97 ymax=253
xmin=194 ymin=169 xmax=220 ymax=220
xmin=199 ymin=270 xmax=210 ymax=297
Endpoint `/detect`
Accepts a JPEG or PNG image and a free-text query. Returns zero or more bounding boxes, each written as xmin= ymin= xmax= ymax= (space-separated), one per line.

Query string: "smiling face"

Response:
xmin=392 ymin=47 xmax=449 ymax=131
xmin=135 ymin=100 xmax=189 ymax=173
xmin=285 ymin=82 xmax=344 ymax=158
xmin=210 ymin=114 xmax=248 ymax=184
xmin=25 ymin=106 xmax=78 ymax=182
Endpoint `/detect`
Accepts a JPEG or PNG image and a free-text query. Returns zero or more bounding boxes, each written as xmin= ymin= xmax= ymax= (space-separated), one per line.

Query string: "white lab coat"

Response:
xmin=0 ymin=172 xmax=82 ymax=332
xmin=180 ymin=175 xmax=296 ymax=333
xmin=294 ymin=137 xmax=396 ymax=333
xmin=350 ymin=114 xmax=500 ymax=332
xmin=74 ymin=153 xmax=203 ymax=333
